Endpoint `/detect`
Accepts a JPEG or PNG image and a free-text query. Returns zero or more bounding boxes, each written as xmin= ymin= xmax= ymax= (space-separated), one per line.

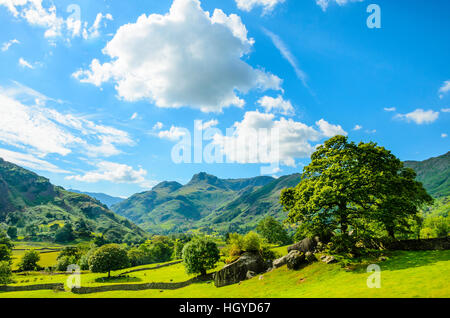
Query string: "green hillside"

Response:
xmin=68 ymin=190 xmax=125 ymax=208
xmin=111 ymin=173 xmax=276 ymax=234
xmin=0 ymin=158 xmax=146 ymax=242
xmin=404 ymin=151 xmax=450 ymax=198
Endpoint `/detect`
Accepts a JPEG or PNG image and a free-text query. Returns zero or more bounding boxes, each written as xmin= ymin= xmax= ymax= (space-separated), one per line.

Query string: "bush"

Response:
xmin=182 ymin=237 xmax=220 ymax=276
xmin=55 ymin=255 xmax=78 ymax=272
xmin=19 ymin=250 xmax=41 ymax=271
xmin=243 ymin=231 xmax=262 ymax=252
xmin=88 ymin=244 xmax=129 ymax=278
xmin=0 ymin=261 xmax=12 ymax=285
xmin=78 ymin=248 xmax=97 ymax=271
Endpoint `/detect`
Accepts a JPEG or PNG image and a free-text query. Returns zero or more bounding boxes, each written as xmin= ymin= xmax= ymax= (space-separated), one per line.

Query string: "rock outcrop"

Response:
xmin=214 ymin=252 xmax=268 ymax=287
xmin=287 ymin=237 xmax=319 ymax=254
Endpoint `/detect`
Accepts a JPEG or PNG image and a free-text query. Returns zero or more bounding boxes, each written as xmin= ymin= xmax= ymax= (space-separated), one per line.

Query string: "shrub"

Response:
xmin=19 ymin=250 xmax=41 ymax=271
xmin=0 ymin=261 xmax=12 ymax=285
xmin=55 ymin=255 xmax=78 ymax=272
xmin=182 ymin=237 xmax=220 ymax=276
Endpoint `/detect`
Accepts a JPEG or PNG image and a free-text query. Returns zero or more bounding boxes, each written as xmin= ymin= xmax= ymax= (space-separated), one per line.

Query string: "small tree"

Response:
xmin=88 ymin=244 xmax=129 ymax=278
xmin=182 ymin=237 xmax=220 ymax=276
xmin=19 ymin=250 xmax=40 ymax=271
xmin=256 ymin=216 xmax=290 ymax=245
xmin=0 ymin=261 xmax=12 ymax=285
xmin=7 ymin=226 xmax=18 ymax=240
xmin=55 ymin=223 xmax=75 ymax=243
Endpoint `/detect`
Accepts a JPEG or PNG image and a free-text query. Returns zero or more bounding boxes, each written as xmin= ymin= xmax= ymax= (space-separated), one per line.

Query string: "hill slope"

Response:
xmin=0 ymin=158 xmax=146 ymax=241
xmin=404 ymin=151 xmax=450 ymax=198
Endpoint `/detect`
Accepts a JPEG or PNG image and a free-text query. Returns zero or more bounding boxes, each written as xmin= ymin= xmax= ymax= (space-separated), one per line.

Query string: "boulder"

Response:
xmin=214 ymin=253 xmax=268 ymax=287
xmin=305 ymin=251 xmax=316 ymax=263
xmin=322 ymin=255 xmax=337 ymax=264
xmin=272 ymin=255 xmax=288 ymax=268
xmin=287 ymin=237 xmax=319 ymax=254
xmin=286 ymin=250 xmax=306 ymax=270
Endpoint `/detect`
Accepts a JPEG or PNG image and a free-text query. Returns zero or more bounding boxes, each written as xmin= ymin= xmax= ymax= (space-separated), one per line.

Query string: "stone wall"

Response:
xmin=386 ymin=237 xmax=450 ymax=251
xmin=71 ymin=273 xmax=215 ymax=294
xmin=0 ymin=283 xmax=64 ymax=292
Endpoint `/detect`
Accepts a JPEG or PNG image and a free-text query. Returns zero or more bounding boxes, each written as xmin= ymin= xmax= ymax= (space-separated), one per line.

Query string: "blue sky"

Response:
xmin=0 ymin=0 xmax=448 ymax=198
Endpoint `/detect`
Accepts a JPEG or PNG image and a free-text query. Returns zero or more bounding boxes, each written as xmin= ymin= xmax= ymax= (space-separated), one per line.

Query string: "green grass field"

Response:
xmin=11 ymin=241 xmax=64 ymax=270
xmin=1 ymin=250 xmax=449 ymax=298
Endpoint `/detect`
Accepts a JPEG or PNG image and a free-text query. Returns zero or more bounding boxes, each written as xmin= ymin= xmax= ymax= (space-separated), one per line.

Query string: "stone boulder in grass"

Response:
xmin=214 ymin=252 xmax=268 ymax=287
xmin=287 ymin=237 xmax=320 ymax=254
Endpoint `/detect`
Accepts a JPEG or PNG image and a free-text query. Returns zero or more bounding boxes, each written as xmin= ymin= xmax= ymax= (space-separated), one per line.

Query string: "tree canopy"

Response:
xmin=88 ymin=244 xmax=130 ymax=278
xmin=182 ymin=237 xmax=220 ymax=276
xmin=280 ymin=136 xmax=433 ymax=253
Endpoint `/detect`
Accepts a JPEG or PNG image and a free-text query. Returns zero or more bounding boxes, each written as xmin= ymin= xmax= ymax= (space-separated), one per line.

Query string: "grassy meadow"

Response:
xmin=1 ymin=249 xmax=449 ymax=298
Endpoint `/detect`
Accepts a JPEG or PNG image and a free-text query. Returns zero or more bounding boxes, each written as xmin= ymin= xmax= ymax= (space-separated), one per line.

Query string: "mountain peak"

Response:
xmin=152 ymin=181 xmax=183 ymax=193
xmin=188 ymin=172 xmax=225 ymax=188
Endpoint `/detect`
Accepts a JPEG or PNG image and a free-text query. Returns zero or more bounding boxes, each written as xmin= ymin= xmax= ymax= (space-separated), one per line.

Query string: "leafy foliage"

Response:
xmin=281 ymin=136 xmax=433 ymax=254
xmin=88 ymin=244 xmax=130 ymax=277
xmin=182 ymin=236 xmax=220 ymax=276
xmin=19 ymin=250 xmax=41 ymax=271
xmin=0 ymin=261 xmax=12 ymax=284
xmin=256 ymin=216 xmax=291 ymax=245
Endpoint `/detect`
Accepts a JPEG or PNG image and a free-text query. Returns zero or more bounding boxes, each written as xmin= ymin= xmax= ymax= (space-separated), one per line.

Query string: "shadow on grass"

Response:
xmin=352 ymin=250 xmax=450 ymax=273
xmin=94 ymin=276 xmax=142 ymax=284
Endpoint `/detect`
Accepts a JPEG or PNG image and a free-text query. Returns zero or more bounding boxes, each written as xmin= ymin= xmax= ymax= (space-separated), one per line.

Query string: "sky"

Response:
xmin=0 ymin=0 xmax=448 ymax=198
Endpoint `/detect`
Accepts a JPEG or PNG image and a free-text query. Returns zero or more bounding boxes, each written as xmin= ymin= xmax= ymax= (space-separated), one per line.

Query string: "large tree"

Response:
xmin=88 ymin=244 xmax=129 ymax=278
xmin=280 ymin=136 xmax=432 ymax=251
xmin=182 ymin=237 xmax=220 ymax=276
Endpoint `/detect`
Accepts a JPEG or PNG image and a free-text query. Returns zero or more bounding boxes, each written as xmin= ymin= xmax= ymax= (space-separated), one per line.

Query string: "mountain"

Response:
xmin=111 ymin=173 xmax=276 ymax=234
xmin=404 ymin=151 xmax=450 ymax=198
xmin=112 ymin=151 xmax=450 ymax=235
xmin=0 ymin=158 xmax=146 ymax=241
xmin=68 ymin=190 xmax=125 ymax=208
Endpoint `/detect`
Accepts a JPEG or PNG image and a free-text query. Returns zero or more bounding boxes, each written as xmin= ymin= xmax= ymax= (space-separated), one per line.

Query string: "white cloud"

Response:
xmin=130 ymin=112 xmax=138 ymax=120
xmin=73 ymin=0 xmax=282 ymax=112
xmin=316 ymin=119 xmax=347 ymax=137
xmin=353 ymin=124 xmax=363 ymax=131
xmin=202 ymin=119 xmax=219 ymax=130
xmin=384 ymin=107 xmax=396 ymax=112
xmin=0 ymin=0 xmax=112 ymax=41
xmin=235 ymin=0 xmax=285 ymax=14
xmin=82 ymin=12 xmax=114 ymax=39
xmin=0 ymin=148 xmax=69 ymax=173
xmin=66 ymin=161 xmax=154 ymax=188
xmin=212 ymin=111 xmax=345 ymax=167
xmin=153 ymin=122 xmax=164 ymax=130
xmin=395 ymin=109 xmax=439 ymax=125
xmin=18 ymin=57 xmax=34 ymax=69
xmin=0 ymin=83 xmax=133 ymax=159
xmin=262 ymin=28 xmax=309 ymax=91
xmin=442 ymin=133 xmax=448 ymax=138
xmin=1 ymin=39 xmax=19 ymax=51
xmin=158 ymin=126 xmax=189 ymax=141
xmin=257 ymin=95 xmax=295 ymax=116
xmin=316 ymin=0 xmax=364 ymax=11
xmin=439 ymin=80 xmax=450 ymax=99
xmin=441 ymin=108 xmax=450 ymax=113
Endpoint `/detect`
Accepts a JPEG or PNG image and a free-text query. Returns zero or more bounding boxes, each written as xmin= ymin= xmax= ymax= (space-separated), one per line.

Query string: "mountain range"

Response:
xmin=0 ymin=151 xmax=448 ymax=239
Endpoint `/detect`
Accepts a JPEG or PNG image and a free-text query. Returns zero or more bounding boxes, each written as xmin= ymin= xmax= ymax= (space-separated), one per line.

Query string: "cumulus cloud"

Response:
xmin=66 ymin=161 xmax=154 ymax=188
xmin=73 ymin=0 xmax=282 ymax=112
xmin=316 ymin=119 xmax=347 ymax=137
xmin=353 ymin=124 xmax=363 ymax=131
xmin=0 ymin=83 xmax=133 ymax=158
xmin=212 ymin=111 xmax=346 ymax=167
xmin=0 ymin=148 xmax=69 ymax=173
xmin=384 ymin=107 xmax=396 ymax=112
xmin=316 ymin=0 xmax=364 ymax=11
xmin=439 ymin=80 xmax=450 ymax=99
xmin=395 ymin=109 xmax=439 ymax=125
xmin=235 ymin=0 xmax=285 ymax=14
xmin=441 ymin=108 xmax=450 ymax=113
xmin=153 ymin=122 xmax=164 ymax=130
xmin=0 ymin=0 xmax=112 ymax=41
xmin=257 ymin=95 xmax=295 ymax=116
xmin=1 ymin=39 xmax=19 ymax=51
xmin=442 ymin=133 xmax=448 ymax=138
